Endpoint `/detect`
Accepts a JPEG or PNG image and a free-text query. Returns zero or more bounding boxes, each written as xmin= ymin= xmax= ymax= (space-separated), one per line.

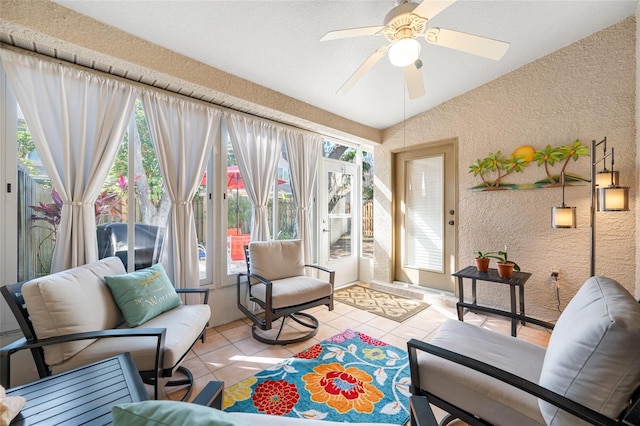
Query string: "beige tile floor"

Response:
xmin=160 ymin=294 xmax=551 ymax=424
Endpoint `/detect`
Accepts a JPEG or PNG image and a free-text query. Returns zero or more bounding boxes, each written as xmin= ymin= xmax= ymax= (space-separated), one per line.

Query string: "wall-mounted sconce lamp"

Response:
xmin=551 ymin=137 xmax=629 ymax=277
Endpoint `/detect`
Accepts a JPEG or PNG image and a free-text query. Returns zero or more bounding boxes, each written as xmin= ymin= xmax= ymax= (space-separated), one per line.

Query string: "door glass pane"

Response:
xmin=361 ymin=150 xmax=374 ymax=258
xmin=327 ymin=170 xmax=352 ymax=260
xmin=405 ymin=156 xmax=443 ymax=272
xmin=196 ymin=171 xmax=206 ymax=279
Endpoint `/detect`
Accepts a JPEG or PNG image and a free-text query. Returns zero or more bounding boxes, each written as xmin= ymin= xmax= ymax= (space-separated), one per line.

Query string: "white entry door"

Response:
xmin=318 ymin=160 xmax=358 ymax=285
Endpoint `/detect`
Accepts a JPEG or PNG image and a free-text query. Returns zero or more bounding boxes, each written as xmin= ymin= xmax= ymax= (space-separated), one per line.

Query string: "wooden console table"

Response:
xmin=7 ymin=352 xmax=147 ymax=425
xmin=452 ymin=266 xmax=532 ymax=337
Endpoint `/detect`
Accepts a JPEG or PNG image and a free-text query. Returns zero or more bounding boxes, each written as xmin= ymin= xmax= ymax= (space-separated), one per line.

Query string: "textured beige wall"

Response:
xmin=375 ymin=17 xmax=637 ymax=321
xmin=636 ymin=4 xmax=640 ymax=301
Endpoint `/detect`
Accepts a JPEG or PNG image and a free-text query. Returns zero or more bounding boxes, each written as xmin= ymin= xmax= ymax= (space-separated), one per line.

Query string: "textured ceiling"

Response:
xmin=54 ymin=0 xmax=638 ymax=130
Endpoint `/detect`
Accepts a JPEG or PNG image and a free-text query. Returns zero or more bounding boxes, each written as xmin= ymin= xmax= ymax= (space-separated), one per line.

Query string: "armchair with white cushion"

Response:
xmin=237 ymin=239 xmax=334 ymax=345
xmin=408 ymin=275 xmax=640 ymax=426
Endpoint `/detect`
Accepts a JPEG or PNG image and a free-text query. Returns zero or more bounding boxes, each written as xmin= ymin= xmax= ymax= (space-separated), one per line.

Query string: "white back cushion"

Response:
xmin=249 ymin=240 xmax=305 ymax=281
xmin=22 ymin=257 xmax=126 ymax=365
xmin=539 ymin=276 xmax=640 ymax=424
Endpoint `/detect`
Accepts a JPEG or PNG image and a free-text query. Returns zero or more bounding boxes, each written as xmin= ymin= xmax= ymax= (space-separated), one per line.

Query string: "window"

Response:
xmin=16 ymin=103 xmax=55 ymax=280
xmin=225 ymin=136 xmax=293 ymax=275
xmin=323 ymin=140 xmax=356 ymax=162
xmin=273 ymin=143 xmax=294 ymax=240
xmin=99 ymin=100 xmax=168 ymax=272
xmin=226 ymin=136 xmax=251 ymax=274
xmin=3 ymin=58 xmax=371 ymax=295
xmin=14 ymin=96 xmax=175 ymax=279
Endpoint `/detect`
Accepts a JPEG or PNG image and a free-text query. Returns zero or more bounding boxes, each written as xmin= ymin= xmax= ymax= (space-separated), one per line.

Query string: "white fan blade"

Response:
xmin=321 ymin=26 xmax=384 ymax=41
xmin=337 ymin=46 xmax=388 ymax=95
xmin=425 ymin=28 xmax=510 ymax=60
xmin=404 ymin=61 xmax=425 ymax=100
xmin=412 ymin=0 xmax=457 ymax=21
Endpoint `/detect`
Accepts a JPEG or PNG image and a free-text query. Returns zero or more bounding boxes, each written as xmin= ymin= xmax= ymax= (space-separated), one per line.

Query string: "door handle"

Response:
xmin=322 ymin=229 xmax=331 ymax=233
xmin=448 ymin=220 xmax=455 ymax=226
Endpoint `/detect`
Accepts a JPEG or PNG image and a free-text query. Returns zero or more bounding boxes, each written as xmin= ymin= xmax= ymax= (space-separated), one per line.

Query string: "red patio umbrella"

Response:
xmin=226 ymin=165 xmax=286 ymax=189
xmin=226 ymin=165 xmax=243 ymax=189
xmin=200 ymin=166 xmax=284 ymax=189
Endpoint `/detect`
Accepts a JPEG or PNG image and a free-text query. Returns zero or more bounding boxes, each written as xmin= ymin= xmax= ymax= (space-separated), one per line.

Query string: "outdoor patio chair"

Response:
xmin=407 ymin=275 xmax=640 ymax=426
xmin=96 ymin=222 xmax=164 ymax=270
xmin=237 ymin=239 xmax=335 ymax=345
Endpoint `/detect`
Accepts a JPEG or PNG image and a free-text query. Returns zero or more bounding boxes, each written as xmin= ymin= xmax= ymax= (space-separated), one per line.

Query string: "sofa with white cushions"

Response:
xmin=0 ymin=256 xmax=211 ymax=399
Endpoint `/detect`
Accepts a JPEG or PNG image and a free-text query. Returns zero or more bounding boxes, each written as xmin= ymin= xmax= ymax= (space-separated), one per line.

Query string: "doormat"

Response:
xmin=334 ymin=285 xmax=429 ymax=322
xmin=223 ymin=329 xmax=410 ymax=425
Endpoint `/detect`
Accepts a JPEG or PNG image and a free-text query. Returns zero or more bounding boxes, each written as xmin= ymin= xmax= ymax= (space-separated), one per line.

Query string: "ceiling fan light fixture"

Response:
xmin=388 ymin=38 xmax=421 ymax=67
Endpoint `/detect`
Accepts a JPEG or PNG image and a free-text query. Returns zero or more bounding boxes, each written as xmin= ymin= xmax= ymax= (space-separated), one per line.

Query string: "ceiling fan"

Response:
xmin=321 ymin=0 xmax=510 ymax=100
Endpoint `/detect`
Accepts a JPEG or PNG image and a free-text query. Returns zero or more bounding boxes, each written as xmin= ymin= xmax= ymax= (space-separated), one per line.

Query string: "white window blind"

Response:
xmin=405 ymin=155 xmax=444 ymax=272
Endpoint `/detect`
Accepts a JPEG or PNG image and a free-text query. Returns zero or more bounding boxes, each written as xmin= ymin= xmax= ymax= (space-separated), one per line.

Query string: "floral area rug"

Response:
xmin=334 ymin=285 xmax=429 ymax=322
xmin=223 ymin=329 xmax=411 ymax=424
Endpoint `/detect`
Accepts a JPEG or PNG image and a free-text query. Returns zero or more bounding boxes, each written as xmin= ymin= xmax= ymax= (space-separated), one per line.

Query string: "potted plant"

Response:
xmin=486 ymin=250 xmax=520 ymax=279
xmin=474 ymin=252 xmax=491 ymax=272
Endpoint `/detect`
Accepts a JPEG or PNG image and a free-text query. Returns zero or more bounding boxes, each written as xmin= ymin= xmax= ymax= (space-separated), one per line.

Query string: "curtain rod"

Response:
xmin=0 ymin=43 xmax=364 ymax=149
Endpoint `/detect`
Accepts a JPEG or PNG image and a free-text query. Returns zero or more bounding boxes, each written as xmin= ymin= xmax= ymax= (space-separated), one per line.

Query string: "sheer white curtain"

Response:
xmin=225 ymin=113 xmax=283 ymax=241
xmin=141 ymin=90 xmax=221 ymax=290
xmin=0 ymin=49 xmax=137 ymax=271
xmin=284 ymin=129 xmax=321 ymax=264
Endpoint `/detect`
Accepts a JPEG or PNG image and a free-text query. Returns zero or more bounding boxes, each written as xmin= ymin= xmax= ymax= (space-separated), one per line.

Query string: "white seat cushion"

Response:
xmin=22 ymin=257 xmax=126 ymax=365
xmin=539 ymin=276 xmax=640 ymax=425
xmin=52 ymin=304 xmax=210 ymax=373
xmin=416 ymin=319 xmax=547 ymax=426
xmin=251 ymin=276 xmax=332 ymax=309
xmin=249 ymin=240 xmax=305 ymax=281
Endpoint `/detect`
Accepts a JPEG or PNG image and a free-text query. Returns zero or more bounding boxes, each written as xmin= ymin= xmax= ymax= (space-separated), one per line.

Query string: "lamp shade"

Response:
xmin=597 ymin=186 xmax=629 ymax=211
xmin=552 ymin=206 xmax=576 ymax=228
xmin=595 ymin=170 xmax=619 ymax=187
xmin=388 ymin=38 xmax=421 ymax=67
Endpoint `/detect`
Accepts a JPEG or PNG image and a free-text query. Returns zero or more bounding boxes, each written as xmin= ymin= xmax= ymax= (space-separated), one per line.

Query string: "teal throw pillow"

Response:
xmin=105 ymin=263 xmax=182 ymax=327
xmin=112 ymin=401 xmax=253 ymax=426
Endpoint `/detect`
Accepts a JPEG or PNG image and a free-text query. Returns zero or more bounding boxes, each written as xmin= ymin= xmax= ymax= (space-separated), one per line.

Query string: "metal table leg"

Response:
xmin=471 ymin=278 xmax=477 ymax=306
xmin=456 ymin=276 xmax=464 ymax=321
xmin=510 ymin=284 xmax=517 ymax=337
xmin=519 ymin=283 xmax=526 ymax=325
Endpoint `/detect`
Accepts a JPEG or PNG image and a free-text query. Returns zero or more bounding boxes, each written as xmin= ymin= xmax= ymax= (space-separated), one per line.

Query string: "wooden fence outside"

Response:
xmin=362 ymin=200 xmax=373 ymax=238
